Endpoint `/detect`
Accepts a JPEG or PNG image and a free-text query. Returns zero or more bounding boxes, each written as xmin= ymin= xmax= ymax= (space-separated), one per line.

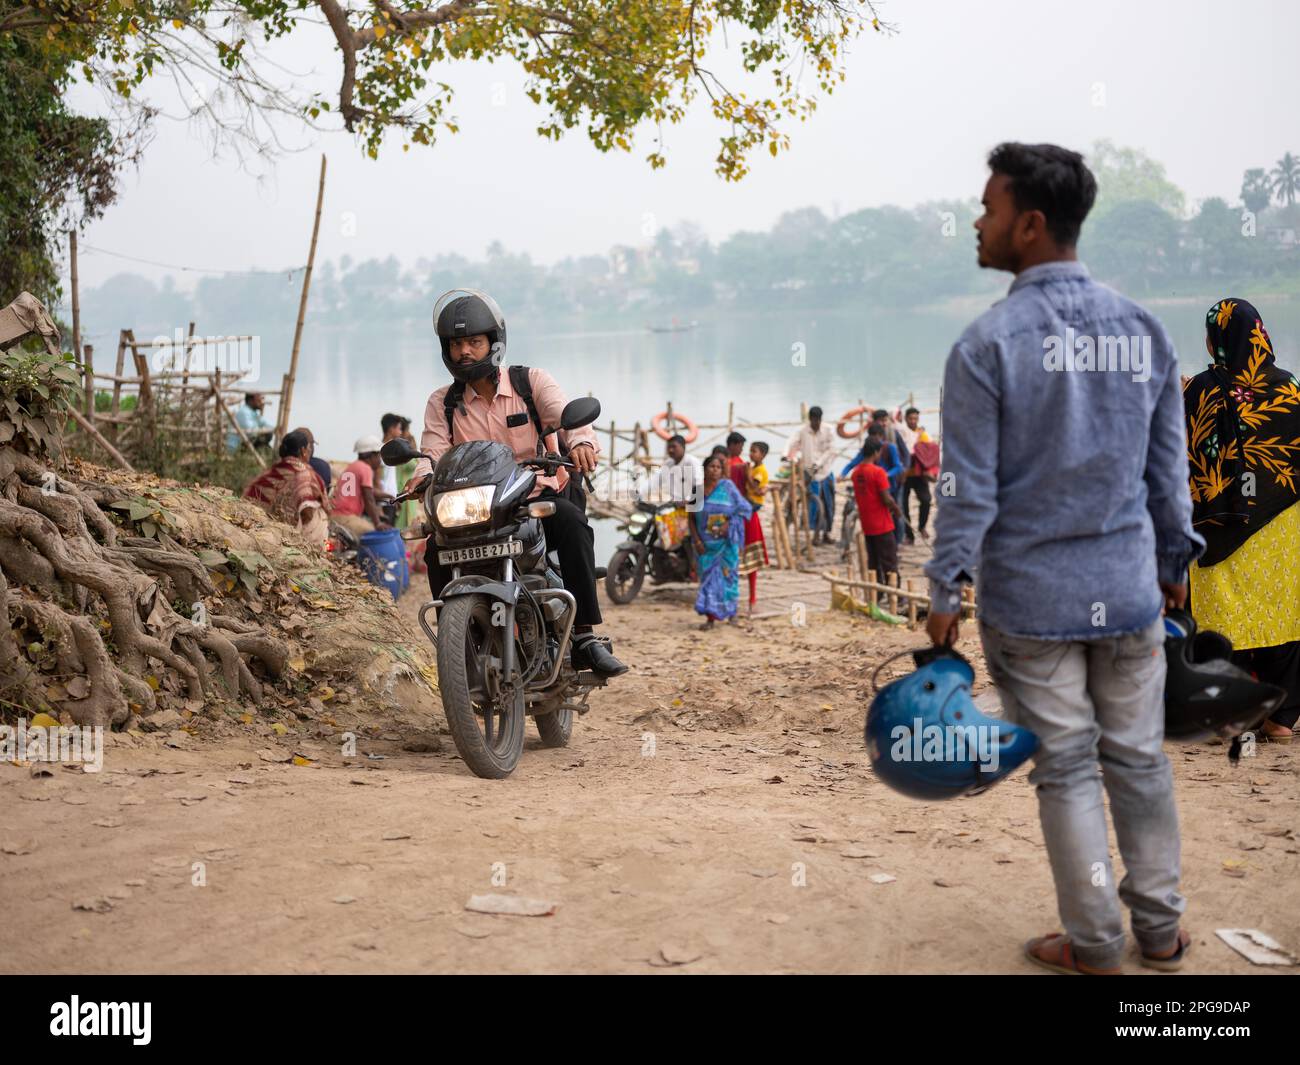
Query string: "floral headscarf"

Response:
xmin=1183 ymin=298 xmax=1300 ymax=566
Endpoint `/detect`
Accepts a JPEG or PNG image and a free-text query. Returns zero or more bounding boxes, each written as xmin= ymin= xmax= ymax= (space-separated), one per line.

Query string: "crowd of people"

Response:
xmin=236 ymin=405 xmax=427 ymax=570
xmin=641 ymin=406 xmax=941 ymax=627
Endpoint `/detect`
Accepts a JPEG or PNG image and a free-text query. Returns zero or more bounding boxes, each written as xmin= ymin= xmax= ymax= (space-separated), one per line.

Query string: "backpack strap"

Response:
xmin=443 ymin=380 xmax=467 ymax=443
xmin=508 ymin=365 xmax=546 ymax=441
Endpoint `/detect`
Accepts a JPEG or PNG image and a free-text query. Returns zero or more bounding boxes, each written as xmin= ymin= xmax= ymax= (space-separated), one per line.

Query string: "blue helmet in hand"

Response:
xmin=865 ymin=648 xmax=1039 ymax=800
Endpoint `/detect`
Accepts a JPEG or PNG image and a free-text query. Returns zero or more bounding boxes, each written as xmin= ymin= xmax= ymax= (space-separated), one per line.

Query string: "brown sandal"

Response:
xmin=1140 ymin=929 xmax=1191 ymax=972
xmin=1024 ymin=933 xmax=1121 ymax=975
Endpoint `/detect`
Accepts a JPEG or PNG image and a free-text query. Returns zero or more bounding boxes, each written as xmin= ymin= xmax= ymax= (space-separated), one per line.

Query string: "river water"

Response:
xmin=235 ymin=296 xmax=1300 ymax=561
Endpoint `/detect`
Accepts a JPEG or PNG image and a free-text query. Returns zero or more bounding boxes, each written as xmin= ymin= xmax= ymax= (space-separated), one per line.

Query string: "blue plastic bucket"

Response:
xmin=357 ymin=527 xmax=410 ymax=602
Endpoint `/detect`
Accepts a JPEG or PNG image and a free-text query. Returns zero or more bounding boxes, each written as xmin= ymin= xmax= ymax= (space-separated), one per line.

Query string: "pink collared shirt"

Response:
xmin=412 ymin=367 xmax=599 ymax=496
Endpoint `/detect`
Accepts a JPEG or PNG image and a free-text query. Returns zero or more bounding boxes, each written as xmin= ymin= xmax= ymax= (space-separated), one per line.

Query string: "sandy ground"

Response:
xmin=2 ymin=547 xmax=1298 ymax=974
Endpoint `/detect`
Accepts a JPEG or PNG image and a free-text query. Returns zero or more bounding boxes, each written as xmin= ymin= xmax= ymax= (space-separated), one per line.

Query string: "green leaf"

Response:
xmin=127 ymin=501 xmax=155 ymax=521
xmin=197 ymin=549 xmax=230 ymax=568
xmin=229 ymin=550 xmax=272 ymax=573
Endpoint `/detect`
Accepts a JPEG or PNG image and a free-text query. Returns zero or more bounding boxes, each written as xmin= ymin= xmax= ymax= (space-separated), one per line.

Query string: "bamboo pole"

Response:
xmin=69 ymin=230 xmax=81 ymax=365
xmin=126 ymin=330 xmax=151 ymax=410
xmin=123 ymin=335 xmax=255 ymax=348
xmin=767 ymin=485 xmax=789 ymax=568
xmin=212 ymin=379 xmax=267 ymax=469
xmin=67 ymin=407 xmax=132 ymax=470
xmin=179 ymin=321 xmax=195 ymax=408
xmin=82 ymin=343 xmax=94 ymax=426
xmin=279 ymin=153 xmax=326 ymax=438
xmin=110 ymin=331 xmax=126 ymax=444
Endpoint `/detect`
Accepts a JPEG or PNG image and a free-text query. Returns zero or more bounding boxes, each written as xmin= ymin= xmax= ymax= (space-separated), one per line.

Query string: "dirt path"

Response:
xmin=3 ymin=574 xmax=1297 ymax=974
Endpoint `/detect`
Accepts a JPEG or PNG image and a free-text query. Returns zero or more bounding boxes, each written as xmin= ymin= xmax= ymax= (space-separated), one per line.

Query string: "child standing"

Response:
xmin=739 ymin=441 xmax=771 ymax=614
xmin=850 ymin=438 xmax=903 ymax=585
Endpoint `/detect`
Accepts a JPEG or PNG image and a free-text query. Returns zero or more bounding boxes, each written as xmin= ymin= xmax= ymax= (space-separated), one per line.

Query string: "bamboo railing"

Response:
xmin=70 ymin=326 xmax=276 ymax=469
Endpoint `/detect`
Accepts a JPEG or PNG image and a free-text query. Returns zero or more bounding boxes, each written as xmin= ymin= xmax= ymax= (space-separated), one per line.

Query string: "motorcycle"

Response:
xmin=381 ymin=396 xmax=609 ymax=779
xmin=327 ymin=522 xmax=359 ymax=563
xmin=604 ymin=498 xmax=694 ymax=605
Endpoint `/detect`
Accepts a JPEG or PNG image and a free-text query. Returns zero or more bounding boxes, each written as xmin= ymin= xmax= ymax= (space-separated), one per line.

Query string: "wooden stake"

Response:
xmin=278 ymin=153 xmax=327 ymax=439
xmin=67 ymin=407 xmax=132 ymax=470
xmin=179 ymin=321 xmax=196 ymax=408
xmin=110 ymin=330 xmax=126 ymax=446
xmin=82 ymin=344 xmax=94 ymax=426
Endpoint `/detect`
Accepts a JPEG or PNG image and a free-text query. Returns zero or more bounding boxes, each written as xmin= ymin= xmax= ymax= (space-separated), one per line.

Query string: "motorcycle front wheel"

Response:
xmin=604 ymin=547 xmax=645 ymax=604
xmin=437 ymin=593 xmax=526 ymax=778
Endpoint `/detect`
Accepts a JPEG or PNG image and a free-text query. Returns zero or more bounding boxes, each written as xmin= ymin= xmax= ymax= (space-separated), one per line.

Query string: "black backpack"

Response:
xmin=443 ymin=365 xmax=587 ymax=512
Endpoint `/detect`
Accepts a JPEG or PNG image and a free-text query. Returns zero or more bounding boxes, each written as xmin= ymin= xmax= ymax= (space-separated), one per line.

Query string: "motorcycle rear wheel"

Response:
xmin=604 ymin=547 xmax=644 ymax=604
xmin=534 ymin=706 xmax=573 ymax=747
xmin=436 ymin=593 xmax=526 ymax=778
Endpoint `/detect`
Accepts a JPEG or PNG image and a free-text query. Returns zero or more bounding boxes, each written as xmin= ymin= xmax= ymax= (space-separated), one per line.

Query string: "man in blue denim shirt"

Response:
xmin=924 ymin=143 xmax=1204 ymax=975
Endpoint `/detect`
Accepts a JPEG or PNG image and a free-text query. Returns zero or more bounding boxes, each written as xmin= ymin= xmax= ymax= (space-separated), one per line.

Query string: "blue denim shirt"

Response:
xmin=924 ymin=261 xmax=1204 ymax=639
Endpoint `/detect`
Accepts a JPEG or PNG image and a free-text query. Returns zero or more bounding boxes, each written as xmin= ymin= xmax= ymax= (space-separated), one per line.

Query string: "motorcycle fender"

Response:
xmin=440 ymin=576 xmax=519 ymax=607
xmin=616 ymin=540 xmax=647 ymax=557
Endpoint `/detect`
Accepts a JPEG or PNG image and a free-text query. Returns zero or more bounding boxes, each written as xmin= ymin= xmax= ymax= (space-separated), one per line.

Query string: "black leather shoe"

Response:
xmin=572 ymin=634 xmax=629 ymax=678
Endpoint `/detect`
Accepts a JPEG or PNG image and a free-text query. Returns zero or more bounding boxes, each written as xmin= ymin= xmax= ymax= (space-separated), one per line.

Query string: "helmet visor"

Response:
xmin=432 ymin=288 xmax=505 ymax=337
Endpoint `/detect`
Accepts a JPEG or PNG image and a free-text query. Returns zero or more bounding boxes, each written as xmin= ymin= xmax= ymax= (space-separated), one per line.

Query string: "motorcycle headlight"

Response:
xmin=627 ymin=512 xmax=649 ymax=532
xmin=434 ymin=486 xmax=494 ymax=528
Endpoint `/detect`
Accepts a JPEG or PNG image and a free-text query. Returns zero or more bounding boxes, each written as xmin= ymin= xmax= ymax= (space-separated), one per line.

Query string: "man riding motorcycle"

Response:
xmin=406 ymin=289 xmax=629 ymax=679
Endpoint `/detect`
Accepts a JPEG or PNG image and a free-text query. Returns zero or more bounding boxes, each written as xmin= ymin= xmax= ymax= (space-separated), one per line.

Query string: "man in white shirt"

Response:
xmin=648 ymin=433 xmax=704 ymax=507
xmin=785 ymin=405 xmax=839 ymax=544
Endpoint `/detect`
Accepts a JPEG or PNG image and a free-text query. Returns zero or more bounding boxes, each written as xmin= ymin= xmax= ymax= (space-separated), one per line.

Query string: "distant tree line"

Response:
xmin=73 ymin=143 xmax=1300 ymax=338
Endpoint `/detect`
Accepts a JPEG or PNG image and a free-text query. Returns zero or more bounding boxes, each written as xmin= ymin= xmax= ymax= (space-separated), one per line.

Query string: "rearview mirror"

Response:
xmin=380 ymin=437 xmax=420 ymax=467
xmin=560 ymin=397 xmax=601 ymax=432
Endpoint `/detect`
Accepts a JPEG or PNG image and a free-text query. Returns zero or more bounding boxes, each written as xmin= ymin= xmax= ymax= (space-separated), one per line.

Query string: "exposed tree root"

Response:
xmin=0 ymin=451 xmax=288 ymax=727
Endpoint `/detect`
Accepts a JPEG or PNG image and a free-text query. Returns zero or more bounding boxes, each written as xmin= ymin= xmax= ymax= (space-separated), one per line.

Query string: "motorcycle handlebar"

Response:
xmin=521 ymin=456 xmax=577 ymax=472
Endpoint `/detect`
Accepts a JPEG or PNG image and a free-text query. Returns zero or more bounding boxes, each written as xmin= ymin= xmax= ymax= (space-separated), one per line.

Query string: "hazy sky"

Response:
xmin=66 ymin=0 xmax=1300 ymax=290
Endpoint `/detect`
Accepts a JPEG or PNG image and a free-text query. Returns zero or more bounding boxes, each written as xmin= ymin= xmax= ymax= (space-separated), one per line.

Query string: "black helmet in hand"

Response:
xmin=433 ymin=288 xmax=507 ymax=384
xmin=1163 ymin=609 xmax=1285 ymax=744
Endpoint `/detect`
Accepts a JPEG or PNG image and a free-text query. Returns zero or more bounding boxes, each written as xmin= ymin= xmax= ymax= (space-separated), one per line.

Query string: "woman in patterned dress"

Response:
xmin=1183 ymin=298 xmax=1300 ymax=741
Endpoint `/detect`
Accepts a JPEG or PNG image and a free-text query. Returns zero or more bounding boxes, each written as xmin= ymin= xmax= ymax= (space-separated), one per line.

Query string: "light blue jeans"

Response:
xmin=980 ymin=617 xmax=1185 ymax=968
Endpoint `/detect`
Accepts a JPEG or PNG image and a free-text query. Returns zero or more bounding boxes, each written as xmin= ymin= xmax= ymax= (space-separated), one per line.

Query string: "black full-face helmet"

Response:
xmin=434 ymin=288 xmax=507 ymax=384
xmin=1163 ymin=609 xmax=1286 ymax=746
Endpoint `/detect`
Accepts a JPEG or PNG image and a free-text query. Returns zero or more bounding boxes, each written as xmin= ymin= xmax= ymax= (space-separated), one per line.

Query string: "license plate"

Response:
xmin=439 ymin=540 xmax=522 ymax=565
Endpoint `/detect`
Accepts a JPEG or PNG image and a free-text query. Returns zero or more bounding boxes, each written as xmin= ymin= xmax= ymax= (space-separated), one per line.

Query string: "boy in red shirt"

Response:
xmin=850 ymin=438 xmax=904 ymax=584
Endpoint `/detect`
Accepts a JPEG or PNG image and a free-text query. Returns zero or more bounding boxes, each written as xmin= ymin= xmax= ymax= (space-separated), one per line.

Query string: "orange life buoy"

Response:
xmin=835 ymin=406 xmax=870 ymax=439
xmin=652 ymin=410 xmax=699 ymax=444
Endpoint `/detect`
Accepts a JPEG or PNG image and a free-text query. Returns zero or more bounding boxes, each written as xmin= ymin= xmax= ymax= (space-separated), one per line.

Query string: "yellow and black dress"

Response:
xmin=1184 ymin=298 xmax=1300 ymax=729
